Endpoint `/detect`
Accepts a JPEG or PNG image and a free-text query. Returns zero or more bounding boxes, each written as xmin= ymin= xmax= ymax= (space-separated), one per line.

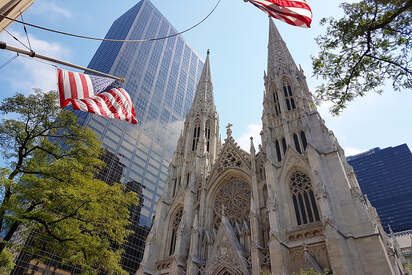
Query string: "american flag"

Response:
xmin=247 ymin=0 xmax=312 ymax=28
xmin=57 ymin=69 xmax=137 ymax=124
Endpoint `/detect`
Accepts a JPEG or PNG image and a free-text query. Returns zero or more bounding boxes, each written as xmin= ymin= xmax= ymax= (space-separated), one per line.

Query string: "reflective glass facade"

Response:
xmin=82 ymin=0 xmax=203 ymax=272
xmin=347 ymin=144 xmax=412 ymax=233
xmin=12 ymin=1 xmax=203 ymax=274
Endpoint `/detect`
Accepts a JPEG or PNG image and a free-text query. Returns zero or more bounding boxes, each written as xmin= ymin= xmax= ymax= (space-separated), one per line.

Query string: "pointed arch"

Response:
xmin=288 ymin=171 xmax=320 ymax=225
xmin=282 ymin=77 xmax=296 ymax=111
xmin=205 ymin=120 xmax=211 ymax=152
xmin=192 ymin=119 xmax=201 ymax=151
xmin=168 ymin=207 xmax=183 ymax=256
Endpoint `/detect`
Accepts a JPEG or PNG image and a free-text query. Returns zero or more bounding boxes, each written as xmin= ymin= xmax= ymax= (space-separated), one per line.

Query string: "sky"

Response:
xmin=0 ymin=0 xmax=411 ymax=158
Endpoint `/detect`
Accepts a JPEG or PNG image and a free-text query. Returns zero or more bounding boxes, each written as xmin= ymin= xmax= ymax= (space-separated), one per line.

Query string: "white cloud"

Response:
xmin=236 ymin=123 xmax=262 ymax=152
xmin=344 ymin=147 xmax=365 ymax=157
xmin=32 ymin=1 xmax=72 ymax=18
xmin=0 ymin=31 xmax=70 ymax=92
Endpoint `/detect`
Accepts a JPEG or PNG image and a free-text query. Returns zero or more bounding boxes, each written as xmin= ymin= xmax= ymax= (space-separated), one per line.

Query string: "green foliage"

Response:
xmin=0 ymin=248 xmax=15 ymax=274
xmin=312 ymin=0 xmax=412 ymax=114
xmin=0 ymin=91 xmax=137 ymax=274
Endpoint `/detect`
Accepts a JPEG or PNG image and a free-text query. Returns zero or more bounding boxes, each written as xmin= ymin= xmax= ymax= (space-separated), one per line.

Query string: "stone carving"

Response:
xmin=214 ymin=181 xmax=251 ymax=227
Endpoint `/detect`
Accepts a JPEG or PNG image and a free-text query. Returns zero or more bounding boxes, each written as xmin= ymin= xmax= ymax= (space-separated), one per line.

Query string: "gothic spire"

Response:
xmin=190 ymin=50 xmax=215 ymax=114
xmin=267 ymin=18 xmax=298 ymax=76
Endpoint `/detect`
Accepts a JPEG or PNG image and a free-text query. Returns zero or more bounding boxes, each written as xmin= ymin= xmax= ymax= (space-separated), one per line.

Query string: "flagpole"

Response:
xmin=0 ymin=41 xmax=125 ymax=82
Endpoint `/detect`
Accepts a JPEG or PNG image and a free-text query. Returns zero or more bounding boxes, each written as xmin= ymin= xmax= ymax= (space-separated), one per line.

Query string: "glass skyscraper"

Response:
xmin=12 ymin=0 xmax=203 ymax=274
xmin=347 ymin=144 xmax=412 ymax=233
xmin=81 ymin=0 xmax=204 ymax=272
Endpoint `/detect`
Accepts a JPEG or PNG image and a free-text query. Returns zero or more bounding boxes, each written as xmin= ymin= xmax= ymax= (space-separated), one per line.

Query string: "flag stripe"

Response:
xmin=79 ymin=73 xmax=90 ymax=99
xmin=73 ymin=72 xmax=84 ymax=99
xmin=57 ymin=69 xmax=65 ymax=108
xmin=68 ymin=72 xmax=79 ymax=99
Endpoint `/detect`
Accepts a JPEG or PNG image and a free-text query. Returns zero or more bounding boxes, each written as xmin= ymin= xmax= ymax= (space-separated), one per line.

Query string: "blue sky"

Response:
xmin=0 ymin=0 xmax=411 ymax=156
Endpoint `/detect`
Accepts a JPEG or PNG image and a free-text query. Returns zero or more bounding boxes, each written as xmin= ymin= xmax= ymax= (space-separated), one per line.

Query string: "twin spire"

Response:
xmin=189 ymin=50 xmax=215 ymax=114
xmin=267 ymin=18 xmax=299 ymax=76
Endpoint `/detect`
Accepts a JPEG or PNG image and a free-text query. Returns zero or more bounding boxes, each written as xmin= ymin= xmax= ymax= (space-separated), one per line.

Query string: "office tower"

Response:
xmin=347 ymin=144 xmax=412 ymax=233
xmin=0 ymin=0 xmax=34 ymax=31
xmin=80 ymin=0 xmax=203 ymax=273
xmin=12 ymin=0 xmax=203 ymax=274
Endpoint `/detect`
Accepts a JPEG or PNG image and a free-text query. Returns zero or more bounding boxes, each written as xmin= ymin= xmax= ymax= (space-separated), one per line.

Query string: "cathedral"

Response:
xmin=137 ymin=20 xmax=407 ymax=275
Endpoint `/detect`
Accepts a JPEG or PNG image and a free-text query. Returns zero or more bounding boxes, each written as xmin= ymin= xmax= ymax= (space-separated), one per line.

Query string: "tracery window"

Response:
xmin=169 ymin=208 xmax=183 ymax=255
xmin=282 ymin=138 xmax=287 ymax=154
xmin=192 ymin=122 xmax=200 ymax=151
xmin=213 ymin=180 xmax=251 ymax=229
xmin=205 ymin=120 xmax=211 ymax=152
xmin=283 ymin=82 xmax=296 ymax=111
xmin=273 ymin=91 xmax=281 ymax=116
xmin=300 ymin=131 xmax=308 ymax=150
xmin=275 ymin=140 xmax=282 ymax=162
xmin=289 ymin=172 xmax=320 ymax=225
xmin=293 ymin=133 xmax=302 ymax=154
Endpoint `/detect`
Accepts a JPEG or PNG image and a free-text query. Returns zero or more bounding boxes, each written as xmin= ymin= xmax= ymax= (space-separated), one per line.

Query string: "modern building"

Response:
xmin=137 ymin=19 xmax=405 ymax=275
xmin=12 ymin=0 xmax=203 ymax=274
xmin=0 ymin=0 xmax=34 ymax=31
xmin=347 ymin=144 xmax=412 ymax=233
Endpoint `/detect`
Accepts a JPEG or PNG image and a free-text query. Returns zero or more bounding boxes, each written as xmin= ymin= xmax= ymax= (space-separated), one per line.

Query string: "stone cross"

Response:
xmin=226 ymin=123 xmax=233 ymax=137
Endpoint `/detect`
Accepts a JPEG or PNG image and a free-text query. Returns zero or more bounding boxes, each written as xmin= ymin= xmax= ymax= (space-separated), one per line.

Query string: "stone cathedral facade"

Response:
xmin=137 ymin=20 xmax=407 ymax=275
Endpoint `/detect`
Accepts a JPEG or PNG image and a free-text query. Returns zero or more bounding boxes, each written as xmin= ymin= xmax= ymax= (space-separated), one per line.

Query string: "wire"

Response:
xmin=19 ymin=54 xmax=58 ymax=68
xmin=2 ymin=27 xmax=31 ymax=51
xmin=0 ymin=0 xmax=222 ymax=43
xmin=0 ymin=54 xmax=18 ymax=71
xmin=20 ymin=11 xmax=32 ymax=51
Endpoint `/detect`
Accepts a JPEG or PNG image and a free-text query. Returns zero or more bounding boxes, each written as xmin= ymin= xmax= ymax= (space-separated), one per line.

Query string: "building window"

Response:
xmin=300 ymin=131 xmax=308 ymax=150
xmin=169 ymin=208 xmax=183 ymax=255
xmin=275 ymin=140 xmax=282 ymax=162
xmin=273 ymin=91 xmax=281 ymax=116
xmin=282 ymin=138 xmax=287 ymax=154
xmin=205 ymin=121 xmax=211 ymax=152
xmin=289 ymin=172 xmax=320 ymax=226
xmin=192 ymin=122 xmax=200 ymax=151
xmin=293 ymin=133 xmax=302 ymax=154
xmin=283 ymin=82 xmax=296 ymax=111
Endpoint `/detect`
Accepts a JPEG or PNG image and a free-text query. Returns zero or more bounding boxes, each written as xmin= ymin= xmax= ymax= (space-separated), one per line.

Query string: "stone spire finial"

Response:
xmin=189 ymin=50 xmax=215 ymax=114
xmin=226 ymin=123 xmax=233 ymax=137
xmin=267 ymin=18 xmax=298 ymax=76
xmin=250 ymin=136 xmax=255 ymax=155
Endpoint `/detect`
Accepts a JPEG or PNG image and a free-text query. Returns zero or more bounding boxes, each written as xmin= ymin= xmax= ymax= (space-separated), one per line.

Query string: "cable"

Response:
xmin=2 ymin=27 xmax=31 ymax=51
xmin=20 ymin=11 xmax=32 ymax=51
xmin=0 ymin=0 xmax=222 ymax=43
xmin=19 ymin=54 xmax=58 ymax=68
xmin=0 ymin=54 xmax=18 ymax=71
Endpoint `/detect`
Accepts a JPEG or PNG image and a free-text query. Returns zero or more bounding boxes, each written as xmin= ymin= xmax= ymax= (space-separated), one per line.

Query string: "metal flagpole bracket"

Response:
xmin=0 ymin=41 xmax=125 ymax=82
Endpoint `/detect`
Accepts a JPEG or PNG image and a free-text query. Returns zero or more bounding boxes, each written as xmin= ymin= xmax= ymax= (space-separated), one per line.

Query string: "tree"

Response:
xmin=312 ymin=0 xmax=412 ymax=114
xmin=0 ymin=91 xmax=137 ymax=274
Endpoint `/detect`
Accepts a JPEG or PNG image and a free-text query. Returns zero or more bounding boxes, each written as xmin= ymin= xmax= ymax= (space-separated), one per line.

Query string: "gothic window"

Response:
xmin=289 ymin=172 xmax=320 ymax=226
xmin=293 ymin=133 xmax=302 ymax=154
xmin=275 ymin=140 xmax=282 ymax=162
xmin=283 ymin=82 xmax=296 ymax=111
xmin=192 ymin=122 xmax=200 ymax=151
xmin=205 ymin=121 xmax=211 ymax=152
xmin=300 ymin=131 xmax=308 ymax=150
xmin=213 ymin=180 xmax=251 ymax=229
xmin=282 ymin=138 xmax=287 ymax=154
xmin=273 ymin=91 xmax=281 ymax=116
xmin=172 ymin=178 xmax=177 ymax=197
xmin=169 ymin=208 xmax=183 ymax=255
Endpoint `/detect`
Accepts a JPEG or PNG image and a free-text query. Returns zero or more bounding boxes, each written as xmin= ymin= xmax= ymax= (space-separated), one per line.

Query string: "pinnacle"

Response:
xmin=267 ymin=18 xmax=298 ymax=75
xmin=189 ymin=51 xmax=215 ymax=114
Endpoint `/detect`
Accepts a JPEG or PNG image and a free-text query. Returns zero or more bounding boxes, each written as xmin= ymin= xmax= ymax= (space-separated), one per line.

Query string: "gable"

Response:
xmin=208 ymin=136 xmax=251 ymax=184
